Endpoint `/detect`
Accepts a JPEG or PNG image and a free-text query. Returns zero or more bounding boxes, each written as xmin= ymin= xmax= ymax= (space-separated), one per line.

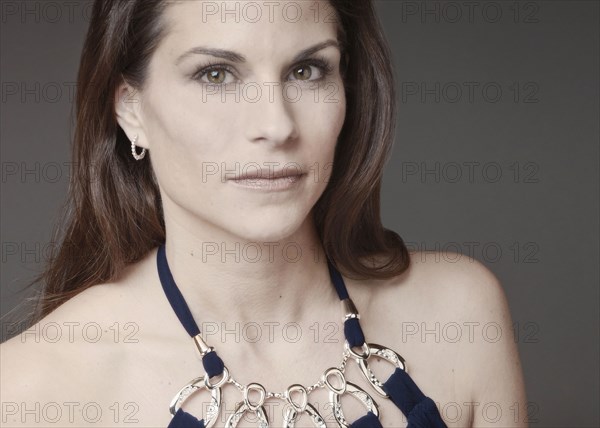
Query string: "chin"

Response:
xmin=231 ymin=216 xmax=306 ymax=244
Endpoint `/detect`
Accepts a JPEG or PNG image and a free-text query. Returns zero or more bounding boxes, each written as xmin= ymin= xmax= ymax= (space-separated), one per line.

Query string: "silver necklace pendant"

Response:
xmin=352 ymin=343 xmax=407 ymax=398
xmin=282 ymin=384 xmax=327 ymax=428
xmin=282 ymin=403 xmax=327 ymax=428
xmin=165 ymin=294 xmax=408 ymax=428
xmin=225 ymin=383 xmax=270 ymax=428
xmin=225 ymin=400 xmax=269 ymax=428
xmin=322 ymin=367 xmax=379 ymax=428
xmin=169 ymin=375 xmax=222 ymax=428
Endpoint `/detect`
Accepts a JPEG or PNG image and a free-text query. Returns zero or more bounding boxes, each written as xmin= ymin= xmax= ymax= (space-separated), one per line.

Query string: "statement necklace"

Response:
xmin=157 ymin=244 xmax=445 ymax=428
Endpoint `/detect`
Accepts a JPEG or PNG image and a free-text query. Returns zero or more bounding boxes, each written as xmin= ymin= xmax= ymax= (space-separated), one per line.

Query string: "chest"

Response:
xmin=80 ymin=274 xmax=473 ymax=427
xmin=93 ymin=315 xmax=471 ymax=428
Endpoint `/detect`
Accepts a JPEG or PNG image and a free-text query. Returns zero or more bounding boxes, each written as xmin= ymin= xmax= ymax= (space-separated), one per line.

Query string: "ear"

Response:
xmin=114 ymin=80 xmax=150 ymax=150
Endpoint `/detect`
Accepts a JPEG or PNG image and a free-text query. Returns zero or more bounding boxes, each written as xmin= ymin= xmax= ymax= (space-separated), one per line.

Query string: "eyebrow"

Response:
xmin=175 ymin=39 xmax=340 ymax=66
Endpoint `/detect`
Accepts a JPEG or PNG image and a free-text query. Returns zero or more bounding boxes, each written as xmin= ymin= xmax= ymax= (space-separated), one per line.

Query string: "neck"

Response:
xmin=161 ymin=213 xmax=340 ymax=328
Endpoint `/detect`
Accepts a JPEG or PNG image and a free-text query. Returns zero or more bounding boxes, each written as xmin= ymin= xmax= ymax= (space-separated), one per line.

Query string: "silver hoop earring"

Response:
xmin=130 ymin=134 xmax=146 ymax=160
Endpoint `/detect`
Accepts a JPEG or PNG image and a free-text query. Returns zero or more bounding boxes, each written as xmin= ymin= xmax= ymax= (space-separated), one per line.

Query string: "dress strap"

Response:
xmin=326 ymin=254 xmax=350 ymax=300
xmin=157 ymin=244 xmax=364 ymax=345
xmin=384 ymin=368 xmax=448 ymax=427
xmin=157 ymin=244 xmax=224 ymax=378
xmin=157 ymin=244 xmax=201 ymax=337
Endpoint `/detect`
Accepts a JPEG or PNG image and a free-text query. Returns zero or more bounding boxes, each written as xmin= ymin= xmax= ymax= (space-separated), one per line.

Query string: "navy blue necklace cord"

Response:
xmin=157 ymin=243 xmax=447 ymax=428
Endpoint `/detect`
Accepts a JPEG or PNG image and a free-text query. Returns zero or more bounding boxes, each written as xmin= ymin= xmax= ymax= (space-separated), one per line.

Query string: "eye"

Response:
xmin=289 ymin=59 xmax=334 ymax=82
xmin=192 ymin=58 xmax=335 ymax=85
xmin=292 ymin=65 xmax=314 ymax=81
xmin=205 ymin=69 xmax=228 ymax=84
xmin=193 ymin=64 xmax=236 ymax=85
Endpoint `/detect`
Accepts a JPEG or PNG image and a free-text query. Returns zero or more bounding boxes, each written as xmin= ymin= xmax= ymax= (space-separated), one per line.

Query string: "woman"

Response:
xmin=1 ymin=1 xmax=527 ymax=427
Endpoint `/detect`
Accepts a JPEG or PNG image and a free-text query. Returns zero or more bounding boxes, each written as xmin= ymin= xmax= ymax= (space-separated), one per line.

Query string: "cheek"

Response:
xmin=140 ymin=85 xmax=243 ymax=202
xmin=301 ymin=82 xmax=347 ymax=195
xmin=144 ymin=79 xmax=242 ymax=152
xmin=146 ymin=81 xmax=240 ymax=149
xmin=297 ymin=85 xmax=346 ymax=162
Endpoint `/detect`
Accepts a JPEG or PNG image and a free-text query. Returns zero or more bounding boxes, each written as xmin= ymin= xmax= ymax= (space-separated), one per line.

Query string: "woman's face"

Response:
xmin=128 ymin=0 xmax=346 ymax=243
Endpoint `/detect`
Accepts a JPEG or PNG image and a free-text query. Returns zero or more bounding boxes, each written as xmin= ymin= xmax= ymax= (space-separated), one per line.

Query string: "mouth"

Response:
xmin=228 ymin=172 xmax=307 ymax=191
xmin=228 ymin=168 xmax=305 ymax=181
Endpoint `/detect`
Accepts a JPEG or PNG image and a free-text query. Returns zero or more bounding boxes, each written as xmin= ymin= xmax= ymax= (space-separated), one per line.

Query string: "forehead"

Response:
xmin=159 ymin=0 xmax=339 ymax=58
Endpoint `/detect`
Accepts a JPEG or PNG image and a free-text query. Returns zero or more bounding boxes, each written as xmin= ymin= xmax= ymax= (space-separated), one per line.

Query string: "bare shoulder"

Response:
xmin=365 ymin=249 xmax=509 ymax=318
xmin=0 ymin=278 xmax=136 ymax=427
xmin=1 ymin=280 xmax=124 ymax=360
xmin=367 ymin=250 xmax=528 ymax=427
xmin=1 ymin=247 xmax=153 ymax=358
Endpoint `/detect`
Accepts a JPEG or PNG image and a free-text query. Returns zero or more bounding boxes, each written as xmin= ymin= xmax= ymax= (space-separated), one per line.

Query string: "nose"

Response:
xmin=243 ymin=81 xmax=299 ymax=146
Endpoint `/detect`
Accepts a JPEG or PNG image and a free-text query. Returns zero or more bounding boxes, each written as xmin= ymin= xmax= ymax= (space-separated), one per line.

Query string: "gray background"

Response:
xmin=1 ymin=1 xmax=598 ymax=427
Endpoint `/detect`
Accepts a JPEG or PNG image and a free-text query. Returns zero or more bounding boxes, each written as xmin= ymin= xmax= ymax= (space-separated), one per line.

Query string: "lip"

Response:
xmin=228 ymin=167 xmax=305 ymax=180
xmin=228 ymin=173 xmax=306 ymax=191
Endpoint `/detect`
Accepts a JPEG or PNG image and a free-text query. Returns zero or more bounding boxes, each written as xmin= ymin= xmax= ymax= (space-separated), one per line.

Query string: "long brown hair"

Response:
xmin=12 ymin=0 xmax=410 ymax=332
